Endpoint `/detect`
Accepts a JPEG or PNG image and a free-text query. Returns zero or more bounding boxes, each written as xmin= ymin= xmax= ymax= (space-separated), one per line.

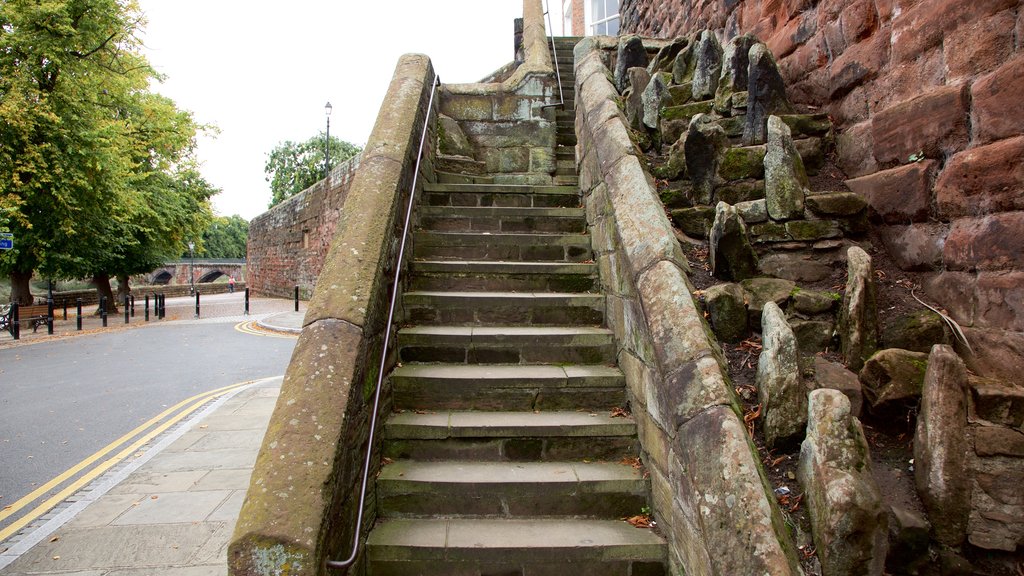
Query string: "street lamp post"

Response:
xmin=324 ymin=101 xmax=333 ymax=178
xmin=188 ymin=241 xmax=195 ymax=295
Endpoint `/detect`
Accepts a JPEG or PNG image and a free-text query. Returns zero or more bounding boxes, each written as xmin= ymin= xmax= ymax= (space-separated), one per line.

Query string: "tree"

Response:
xmin=0 ymin=0 xmax=213 ymax=308
xmin=264 ymin=133 xmax=360 ymax=207
xmin=200 ymin=215 xmax=249 ymax=259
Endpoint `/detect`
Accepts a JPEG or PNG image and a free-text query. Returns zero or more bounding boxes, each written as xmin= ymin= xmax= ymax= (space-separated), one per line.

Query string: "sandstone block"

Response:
xmin=935 ymin=136 xmax=1024 ymax=219
xmin=944 ymin=10 xmax=1015 ymax=82
xmin=757 ymin=253 xmax=834 ymax=283
xmin=742 ymin=277 xmax=796 ymax=332
xmin=744 ymin=43 xmax=793 ymax=145
xmin=922 ymin=272 xmax=976 ymax=327
xmin=625 ymin=67 xmax=652 ymax=130
xmin=974 ymin=424 xmax=1024 ymax=458
xmin=691 ymin=30 xmax=724 ymax=101
xmin=914 ymin=344 xmax=970 ymax=546
xmin=756 ymin=301 xmax=808 ymax=448
xmin=944 ymin=212 xmax=1024 ymax=272
xmin=720 ymin=145 xmax=766 ymax=181
xmin=647 ymin=36 xmax=689 ymax=75
xmin=609 ymin=157 xmax=688 ymax=277
xmin=792 ymin=289 xmax=838 ymax=315
xmin=977 ymin=272 xmax=1024 ymax=332
xmin=704 ymin=282 xmax=749 ymax=343
xmin=614 ymin=35 xmax=648 ymax=93
xmin=871 ymin=84 xmax=969 ymax=165
xmin=969 ymin=372 xmax=1024 ymax=427
xmin=670 ymin=206 xmax=715 ymax=238
xmin=829 ymin=32 xmax=888 ymax=99
xmin=838 ymin=247 xmax=877 ymax=371
xmin=876 ymin=224 xmax=945 ymax=272
xmin=685 ymin=114 xmax=728 ymax=204
xmin=764 ymin=116 xmax=808 ymax=220
xmin=790 ymin=319 xmax=836 ymax=354
xmin=891 ymin=0 xmax=1018 ymax=62
xmin=859 ymin=348 xmax=929 ymax=410
xmin=709 ymin=202 xmax=759 ymax=281
xmin=798 ymin=389 xmax=888 ymax=576
xmin=735 ymin=199 xmax=768 ymax=223
xmin=887 ymin=505 xmax=931 ymax=576
xmin=835 ymin=120 xmax=877 ymax=178
xmin=881 ymin=310 xmax=952 ymax=353
xmin=671 ymin=39 xmax=696 ymax=85
xmin=715 ymin=34 xmax=759 ymax=114
xmin=641 ymin=72 xmax=673 ymax=130
xmin=845 ymin=161 xmax=935 ymax=224
xmin=967 ymin=451 xmax=1024 ymax=550
xmin=812 ymin=357 xmax=863 ymax=417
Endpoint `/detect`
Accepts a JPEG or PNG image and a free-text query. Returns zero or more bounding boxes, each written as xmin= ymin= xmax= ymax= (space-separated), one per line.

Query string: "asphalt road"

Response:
xmin=0 ymin=313 xmax=297 ymax=534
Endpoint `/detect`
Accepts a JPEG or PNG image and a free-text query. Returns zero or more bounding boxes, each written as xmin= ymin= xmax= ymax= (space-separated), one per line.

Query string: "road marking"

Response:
xmin=234 ymin=320 xmax=299 ymax=338
xmin=0 ymin=380 xmax=255 ymax=542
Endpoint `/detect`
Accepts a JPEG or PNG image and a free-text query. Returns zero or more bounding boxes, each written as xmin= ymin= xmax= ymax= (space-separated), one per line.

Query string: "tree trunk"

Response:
xmin=92 ymin=273 xmax=118 ymax=314
xmin=116 ymin=274 xmax=130 ymax=307
xmin=9 ymin=270 xmax=34 ymax=305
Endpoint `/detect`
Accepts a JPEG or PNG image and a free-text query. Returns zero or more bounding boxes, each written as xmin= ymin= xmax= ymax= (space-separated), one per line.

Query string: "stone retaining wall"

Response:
xmin=246 ymin=155 xmax=361 ymax=300
xmin=229 ymin=53 xmax=439 ymax=576
xmin=49 ymin=282 xmax=245 ymax=307
xmin=617 ymin=0 xmax=1024 ymax=343
xmin=574 ymin=36 xmax=803 ymax=575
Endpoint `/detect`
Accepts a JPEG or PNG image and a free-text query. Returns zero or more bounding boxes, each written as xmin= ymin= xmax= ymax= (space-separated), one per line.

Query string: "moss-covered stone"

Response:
xmin=661 ymin=100 xmax=715 ymax=122
xmin=805 ymin=191 xmax=868 ymax=217
xmin=659 ymin=182 xmax=694 ymax=208
xmin=741 ymin=277 xmax=796 ymax=331
xmin=791 ymin=289 xmax=838 ymax=315
xmin=671 ymin=206 xmax=715 ymax=238
xmin=784 ymin=219 xmax=841 ymax=241
xmin=716 ymin=180 xmax=765 ymax=205
xmin=720 ymin=145 xmax=767 ymax=181
xmin=881 ymin=310 xmax=952 ymax=353
xmin=717 ymin=115 xmax=745 ymax=138
xmin=749 ymin=221 xmax=789 ymax=242
xmin=705 ymin=282 xmax=749 ymax=342
xmin=777 ymin=113 xmax=832 ymax=138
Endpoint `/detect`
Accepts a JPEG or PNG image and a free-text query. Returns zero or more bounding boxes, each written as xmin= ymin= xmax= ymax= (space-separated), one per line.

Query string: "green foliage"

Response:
xmin=199 ymin=215 xmax=248 ymax=259
xmin=0 ymin=0 xmax=214 ymax=300
xmin=264 ymin=133 xmax=361 ymax=208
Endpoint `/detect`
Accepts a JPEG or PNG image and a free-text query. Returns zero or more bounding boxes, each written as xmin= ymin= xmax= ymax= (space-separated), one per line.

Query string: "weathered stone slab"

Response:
xmin=887 ymin=505 xmax=931 ymax=576
xmin=741 ymin=277 xmax=795 ymax=332
xmin=625 ymin=67 xmax=652 ymax=130
xmin=642 ymin=72 xmax=672 ymax=130
xmin=647 ymin=36 xmax=688 ymax=75
xmin=812 ymin=357 xmax=863 ymax=418
xmin=685 ymin=114 xmax=728 ymax=205
xmin=744 ymin=43 xmax=792 ymax=145
xmin=914 ymin=344 xmax=970 ymax=546
xmin=709 ymin=202 xmax=759 ymax=281
xmin=704 ymin=282 xmax=748 ymax=343
xmin=438 ymin=114 xmax=475 ymax=157
xmin=756 ymin=301 xmax=808 ymax=448
xmin=798 ymin=389 xmax=889 ymax=576
xmin=790 ymin=319 xmax=836 ymax=354
xmin=859 ymin=348 xmax=929 ymax=410
xmin=838 ymin=247 xmax=877 ymax=371
xmin=881 ymin=310 xmax=951 ymax=353
xmin=846 ymin=161 xmax=936 ymax=224
xmin=715 ymin=34 xmax=759 ymax=114
xmin=691 ymin=30 xmax=723 ymax=101
xmin=764 ymin=116 xmax=808 ymax=221
xmin=614 ymin=35 xmax=648 ymax=93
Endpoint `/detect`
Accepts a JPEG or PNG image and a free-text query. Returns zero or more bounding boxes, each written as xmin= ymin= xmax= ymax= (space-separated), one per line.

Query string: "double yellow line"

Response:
xmin=0 ymin=380 xmax=254 ymax=542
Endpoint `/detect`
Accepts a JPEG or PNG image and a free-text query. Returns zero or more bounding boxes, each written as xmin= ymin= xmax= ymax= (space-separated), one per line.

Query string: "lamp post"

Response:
xmin=188 ymin=241 xmax=195 ymax=295
xmin=324 ymin=101 xmax=333 ymax=177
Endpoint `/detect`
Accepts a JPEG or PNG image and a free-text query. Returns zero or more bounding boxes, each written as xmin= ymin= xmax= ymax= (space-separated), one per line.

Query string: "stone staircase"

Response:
xmin=363 ymin=37 xmax=667 ymax=576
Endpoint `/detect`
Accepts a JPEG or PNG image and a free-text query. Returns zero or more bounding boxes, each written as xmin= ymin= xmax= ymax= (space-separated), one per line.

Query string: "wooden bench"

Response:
xmin=3 ymin=303 xmax=52 ymax=334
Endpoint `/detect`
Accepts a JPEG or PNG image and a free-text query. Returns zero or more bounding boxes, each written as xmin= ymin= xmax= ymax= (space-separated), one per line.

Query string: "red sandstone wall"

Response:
xmin=620 ymin=0 xmax=1024 ymax=333
xmin=245 ymin=155 xmax=360 ymax=299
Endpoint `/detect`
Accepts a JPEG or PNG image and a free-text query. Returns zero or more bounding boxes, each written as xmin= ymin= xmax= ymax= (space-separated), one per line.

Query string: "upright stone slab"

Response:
xmin=704 ymin=282 xmax=748 ymax=342
xmin=671 ymin=38 xmax=696 ymax=84
xmin=691 ymin=30 xmax=724 ymax=101
xmin=859 ymin=348 xmax=928 ymax=410
xmin=756 ymin=301 xmax=807 ymax=448
xmin=798 ymin=389 xmax=889 ymax=576
xmin=614 ymin=35 xmax=648 ymax=94
xmin=743 ymin=43 xmax=792 ymax=145
xmin=914 ymin=344 xmax=970 ymax=546
xmin=709 ymin=202 xmax=759 ymax=281
xmin=642 ymin=72 xmax=672 ymax=130
xmin=812 ymin=357 xmax=863 ymax=418
xmin=438 ymin=114 xmax=475 ymax=157
xmin=838 ymin=247 xmax=878 ymax=371
xmin=684 ymin=113 xmax=728 ymax=204
xmin=715 ymin=34 xmax=758 ymax=114
xmin=647 ymin=36 xmax=688 ymax=75
xmin=625 ymin=67 xmax=652 ymax=130
xmin=764 ymin=115 xmax=807 ymax=221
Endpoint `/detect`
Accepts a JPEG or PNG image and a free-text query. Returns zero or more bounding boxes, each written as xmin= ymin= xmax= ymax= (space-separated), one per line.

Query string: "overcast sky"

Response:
xmin=137 ymin=1 xmax=527 ymax=220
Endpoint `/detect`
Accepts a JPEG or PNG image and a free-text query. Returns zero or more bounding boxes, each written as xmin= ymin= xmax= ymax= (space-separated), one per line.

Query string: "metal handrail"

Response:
xmin=325 ymin=70 xmax=440 ymax=571
xmin=543 ymin=0 xmax=565 ymax=108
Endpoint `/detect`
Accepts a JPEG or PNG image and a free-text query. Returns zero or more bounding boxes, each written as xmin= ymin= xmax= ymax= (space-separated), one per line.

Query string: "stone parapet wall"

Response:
xmin=618 ymin=0 xmax=1024 ymax=335
xmin=49 ymin=282 xmax=245 ymax=307
xmin=574 ymin=36 xmax=803 ymax=575
xmin=229 ymin=54 xmax=439 ymax=576
xmin=246 ymin=154 xmax=360 ymax=300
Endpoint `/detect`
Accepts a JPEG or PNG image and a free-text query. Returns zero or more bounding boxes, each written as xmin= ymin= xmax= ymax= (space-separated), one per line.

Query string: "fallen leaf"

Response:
xmin=199 ymin=424 xmax=208 ymax=429
xmin=610 ymin=407 xmax=629 ymax=418
xmin=151 ymin=495 xmax=159 ymax=500
xmin=49 ymin=536 xmax=59 ymax=543
xmin=52 ymin=556 xmax=60 ymax=560
xmin=620 ymin=456 xmax=642 ymax=470
xmin=623 ymin=514 xmax=652 ymax=528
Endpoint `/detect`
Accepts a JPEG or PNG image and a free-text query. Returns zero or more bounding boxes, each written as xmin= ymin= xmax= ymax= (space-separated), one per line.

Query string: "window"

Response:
xmin=590 ymin=0 xmax=619 ymax=36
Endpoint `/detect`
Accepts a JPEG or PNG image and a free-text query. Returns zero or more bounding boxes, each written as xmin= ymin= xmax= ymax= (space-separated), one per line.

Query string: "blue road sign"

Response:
xmin=0 ymin=232 xmax=13 ymax=250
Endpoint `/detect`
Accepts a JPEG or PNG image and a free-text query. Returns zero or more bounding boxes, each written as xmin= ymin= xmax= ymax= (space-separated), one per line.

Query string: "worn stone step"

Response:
xmin=435 ymin=171 xmax=496 ymax=185
xmin=408 ymin=260 xmax=597 ymax=292
xmin=391 ymin=362 xmax=624 ymax=411
xmin=417 ymin=205 xmax=586 ymax=233
xmin=557 ymin=134 xmax=578 ymax=146
xmin=556 ymin=146 xmax=575 ymax=158
xmin=397 ymin=326 xmax=617 ymax=368
xmin=422 ymin=182 xmax=580 ymax=208
xmin=366 ymin=518 xmax=667 ymax=575
xmin=377 ymin=460 xmax=648 ymax=518
xmin=413 ymin=231 xmax=591 ymax=262
xmin=554 ymin=175 xmax=580 ymax=186
xmin=404 ymin=291 xmax=604 ymax=326
xmin=383 ymin=410 xmax=637 ymax=462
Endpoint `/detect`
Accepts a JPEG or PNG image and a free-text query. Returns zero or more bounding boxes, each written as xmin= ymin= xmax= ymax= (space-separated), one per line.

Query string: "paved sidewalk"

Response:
xmin=0 ymin=377 xmax=283 ymax=575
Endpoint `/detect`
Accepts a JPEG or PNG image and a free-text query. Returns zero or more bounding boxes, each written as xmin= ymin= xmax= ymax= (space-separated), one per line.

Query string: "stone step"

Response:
xmin=412 ymin=231 xmax=591 ymax=262
xmin=553 ymin=175 xmax=580 ymax=186
xmin=387 ymin=358 xmax=618 ymax=407
xmin=367 ymin=518 xmax=667 ymax=575
xmin=383 ymin=410 xmax=637 ymax=462
xmin=435 ymin=171 xmax=495 ymax=185
xmin=403 ymin=291 xmax=604 ymax=326
xmin=377 ymin=460 xmax=648 ymax=518
xmin=556 ymin=146 xmax=575 ymax=158
xmin=396 ymin=326 xmax=617 ymax=368
xmin=422 ymin=182 xmax=580 ymax=208
xmin=417 ymin=205 xmax=586 ymax=234
xmin=408 ymin=260 xmax=598 ymax=292
xmin=557 ymin=134 xmax=578 ymax=146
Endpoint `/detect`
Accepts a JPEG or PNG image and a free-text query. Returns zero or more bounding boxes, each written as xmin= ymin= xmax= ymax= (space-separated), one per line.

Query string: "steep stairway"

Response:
xmin=551 ymin=37 xmax=578 ymax=186
xmin=364 ymin=40 xmax=667 ymax=575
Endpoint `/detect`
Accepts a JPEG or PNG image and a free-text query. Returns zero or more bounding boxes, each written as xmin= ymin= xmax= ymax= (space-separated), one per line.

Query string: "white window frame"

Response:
xmin=585 ymin=0 xmax=620 ymax=36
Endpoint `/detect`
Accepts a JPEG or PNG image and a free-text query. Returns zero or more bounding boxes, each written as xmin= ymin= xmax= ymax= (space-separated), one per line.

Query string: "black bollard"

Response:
xmin=100 ymin=296 xmax=107 ymax=327
xmin=11 ymin=303 xmax=19 ymax=340
xmin=47 ymin=297 xmax=54 ymax=335
xmin=195 ymin=291 xmax=200 ymax=319
xmin=124 ymin=301 xmax=130 ymax=324
xmin=76 ymin=299 xmax=83 ymax=331
xmin=63 ymin=299 xmax=68 ymax=321
xmin=130 ymin=295 xmax=135 ymax=317
xmin=294 ymin=285 xmax=299 ymax=312
xmin=244 ymin=287 xmax=250 ymax=316
xmin=144 ymin=294 xmax=150 ymax=321
xmin=160 ymin=294 xmax=166 ymax=319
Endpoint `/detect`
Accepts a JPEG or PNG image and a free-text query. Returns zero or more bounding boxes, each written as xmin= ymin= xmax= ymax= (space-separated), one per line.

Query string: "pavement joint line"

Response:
xmin=0 ymin=379 xmax=257 ymax=526
xmin=0 ymin=375 xmax=282 ymax=571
